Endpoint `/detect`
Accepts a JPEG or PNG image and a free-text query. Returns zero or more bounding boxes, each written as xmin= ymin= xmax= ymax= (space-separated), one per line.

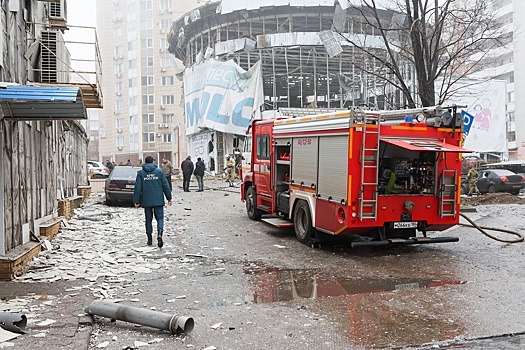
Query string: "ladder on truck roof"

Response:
xmin=356 ymin=109 xmax=381 ymax=220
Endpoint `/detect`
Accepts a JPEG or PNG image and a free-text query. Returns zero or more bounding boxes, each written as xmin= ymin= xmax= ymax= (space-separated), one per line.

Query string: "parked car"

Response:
xmin=87 ymin=160 xmax=110 ymax=179
xmin=476 ymin=169 xmax=525 ymax=195
xmin=105 ymin=166 xmax=141 ymax=205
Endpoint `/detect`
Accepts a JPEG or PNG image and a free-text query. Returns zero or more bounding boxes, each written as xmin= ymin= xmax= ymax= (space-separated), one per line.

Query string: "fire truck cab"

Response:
xmin=241 ymin=105 xmax=471 ymax=247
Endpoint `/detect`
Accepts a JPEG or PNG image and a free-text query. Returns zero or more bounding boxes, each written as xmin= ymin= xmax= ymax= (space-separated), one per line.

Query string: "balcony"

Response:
xmin=26 ymin=24 xmax=103 ymax=109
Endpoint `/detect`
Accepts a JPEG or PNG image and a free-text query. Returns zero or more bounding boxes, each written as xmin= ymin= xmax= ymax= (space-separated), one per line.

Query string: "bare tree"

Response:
xmin=341 ymin=0 xmax=504 ymax=108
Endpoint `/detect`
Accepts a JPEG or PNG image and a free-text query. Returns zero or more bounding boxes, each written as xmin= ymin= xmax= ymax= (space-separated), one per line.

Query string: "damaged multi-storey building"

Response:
xmin=0 ymin=0 xmax=101 ymax=279
xmin=168 ymin=0 xmax=411 ymax=173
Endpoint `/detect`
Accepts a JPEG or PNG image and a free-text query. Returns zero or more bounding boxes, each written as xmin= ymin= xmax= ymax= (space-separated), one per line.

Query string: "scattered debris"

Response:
xmin=0 ymin=328 xmax=19 ymax=344
xmin=96 ymin=341 xmax=109 ymax=348
xmin=35 ymin=319 xmax=56 ymax=327
xmin=461 ymin=193 xmax=525 ymax=206
xmin=210 ymin=322 xmax=222 ymax=330
xmin=273 ymin=244 xmax=287 ymax=249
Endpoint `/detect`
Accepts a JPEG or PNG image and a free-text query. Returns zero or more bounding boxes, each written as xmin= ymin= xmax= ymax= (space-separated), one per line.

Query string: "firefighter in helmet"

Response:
xmin=225 ymin=155 xmax=236 ymax=187
xmin=466 ymin=163 xmax=480 ymax=196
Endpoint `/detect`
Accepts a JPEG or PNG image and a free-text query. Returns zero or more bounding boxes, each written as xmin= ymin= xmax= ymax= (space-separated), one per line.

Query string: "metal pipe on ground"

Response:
xmin=84 ymin=300 xmax=194 ymax=335
xmin=0 ymin=312 xmax=28 ymax=334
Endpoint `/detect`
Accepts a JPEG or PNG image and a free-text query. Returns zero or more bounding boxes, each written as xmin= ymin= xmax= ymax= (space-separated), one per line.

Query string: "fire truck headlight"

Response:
xmin=404 ymin=200 xmax=415 ymax=212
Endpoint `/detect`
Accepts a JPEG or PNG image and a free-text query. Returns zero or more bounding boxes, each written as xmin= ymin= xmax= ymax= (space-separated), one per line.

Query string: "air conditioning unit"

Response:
xmin=159 ymin=48 xmax=165 ymax=53
xmin=159 ymin=9 xmax=165 ymax=14
xmin=163 ymin=124 xmax=168 ymax=128
xmin=116 ymin=73 xmax=122 ymax=78
xmin=113 ymin=111 xmax=119 ymax=115
xmin=161 ymin=67 xmax=167 ymax=72
xmin=116 ymin=92 xmax=122 ymax=96
xmin=161 ymin=29 xmax=167 ymax=34
xmin=158 ymin=123 xmax=163 ymax=128
xmin=117 ymin=128 xmax=122 ymax=133
xmin=156 ymin=133 xmax=161 ymax=137
xmin=160 ymin=105 xmax=165 ymax=110
xmin=168 ymin=9 xmax=173 ymax=14
xmin=118 ymin=54 xmax=124 ymax=59
xmin=117 ymin=146 xmax=123 ymax=151
xmin=113 ymin=17 xmax=122 ymax=23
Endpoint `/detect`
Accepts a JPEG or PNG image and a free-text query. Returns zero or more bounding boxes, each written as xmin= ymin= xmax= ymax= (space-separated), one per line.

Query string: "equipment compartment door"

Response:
xmin=291 ymin=137 xmax=318 ymax=189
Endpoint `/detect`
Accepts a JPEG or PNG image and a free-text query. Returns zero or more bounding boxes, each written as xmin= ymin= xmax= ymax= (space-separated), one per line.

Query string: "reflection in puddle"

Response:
xmin=244 ymin=265 xmax=466 ymax=348
xmin=244 ymin=266 xmax=464 ymax=303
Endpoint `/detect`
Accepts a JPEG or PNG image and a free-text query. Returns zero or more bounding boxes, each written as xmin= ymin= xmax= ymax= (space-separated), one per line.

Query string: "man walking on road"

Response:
xmin=133 ymin=156 xmax=172 ymax=247
xmin=161 ymin=157 xmax=174 ymax=191
xmin=181 ymin=155 xmax=194 ymax=192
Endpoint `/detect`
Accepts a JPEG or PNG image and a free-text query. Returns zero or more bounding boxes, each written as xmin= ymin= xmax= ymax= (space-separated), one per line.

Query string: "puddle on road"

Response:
xmin=243 ymin=266 xmax=464 ymax=303
xmin=244 ymin=265 xmax=466 ymax=348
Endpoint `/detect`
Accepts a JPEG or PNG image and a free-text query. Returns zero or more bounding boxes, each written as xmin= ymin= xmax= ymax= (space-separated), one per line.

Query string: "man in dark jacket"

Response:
xmin=133 ymin=156 xmax=172 ymax=247
xmin=194 ymin=157 xmax=206 ymax=192
xmin=181 ymin=156 xmax=194 ymax=192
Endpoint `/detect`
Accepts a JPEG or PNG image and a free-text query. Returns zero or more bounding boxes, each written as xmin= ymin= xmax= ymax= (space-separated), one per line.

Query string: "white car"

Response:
xmin=87 ymin=160 xmax=110 ymax=179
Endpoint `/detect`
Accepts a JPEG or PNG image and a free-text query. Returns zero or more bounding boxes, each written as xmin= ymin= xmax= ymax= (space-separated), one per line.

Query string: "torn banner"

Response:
xmin=183 ymin=59 xmax=264 ymax=136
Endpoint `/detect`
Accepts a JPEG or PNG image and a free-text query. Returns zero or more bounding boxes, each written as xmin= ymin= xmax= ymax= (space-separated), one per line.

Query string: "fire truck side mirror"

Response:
xmin=310 ymin=183 xmax=315 ymax=188
xmin=300 ymin=181 xmax=304 ymax=186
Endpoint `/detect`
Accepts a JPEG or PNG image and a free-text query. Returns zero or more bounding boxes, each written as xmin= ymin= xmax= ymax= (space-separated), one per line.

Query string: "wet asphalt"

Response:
xmin=2 ymin=179 xmax=525 ymax=349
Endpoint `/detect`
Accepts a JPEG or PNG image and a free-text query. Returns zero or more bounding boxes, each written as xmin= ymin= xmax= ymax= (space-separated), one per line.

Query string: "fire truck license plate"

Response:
xmin=393 ymin=222 xmax=418 ymax=229
xmin=125 ymin=185 xmax=134 ymax=189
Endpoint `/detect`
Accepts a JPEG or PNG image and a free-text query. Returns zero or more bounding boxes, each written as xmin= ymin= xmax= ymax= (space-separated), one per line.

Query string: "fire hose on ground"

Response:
xmin=459 ymin=212 xmax=524 ymax=244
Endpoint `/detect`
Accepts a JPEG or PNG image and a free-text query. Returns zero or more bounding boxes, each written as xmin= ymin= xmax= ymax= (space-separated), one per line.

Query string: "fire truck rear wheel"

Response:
xmin=294 ymin=200 xmax=316 ymax=246
xmin=246 ymin=186 xmax=262 ymax=220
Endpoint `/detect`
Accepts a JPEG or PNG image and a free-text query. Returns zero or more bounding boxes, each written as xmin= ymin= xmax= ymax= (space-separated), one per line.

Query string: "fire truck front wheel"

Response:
xmin=246 ymin=186 xmax=263 ymax=220
xmin=294 ymin=200 xmax=316 ymax=247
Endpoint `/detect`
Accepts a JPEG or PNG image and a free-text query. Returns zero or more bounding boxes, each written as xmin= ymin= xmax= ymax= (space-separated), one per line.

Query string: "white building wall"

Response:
xmin=514 ymin=0 xmax=525 ymax=159
xmin=96 ymin=0 xmax=200 ymax=167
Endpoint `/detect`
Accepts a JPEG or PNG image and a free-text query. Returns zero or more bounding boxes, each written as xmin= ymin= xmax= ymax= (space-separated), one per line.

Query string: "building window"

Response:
xmin=162 ymin=114 xmax=174 ymax=123
xmin=129 ymin=96 xmax=136 ymax=106
xmin=114 ymin=27 xmax=123 ymax=37
xmin=116 ymin=100 xmax=124 ymax=110
xmin=161 ymin=57 xmax=173 ymax=68
xmin=129 ymin=59 xmax=136 ymax=69
xmin=141 ymin=37 xmax=153 ymax=49
xmin=142 ymin=94 xmax=154 ymax=105
xmin=116 ymin=118 xmax=124 ymax=129
xmin=162 ymin=133 xmax=172 ymax=143
xmin=129 ymin=78 xmax=135 ymax=88
xmin=113 ymin=9 xmax=122 ymax=21
xmin=141 ymin=56 xmax=154 ymax=67
xmin=508 ymin=91 xmax=514 ymax=103
xmin=141 ymin=75 xmax=154 ymax=86
xmin=115 ymin=64 xmax=123 ymax=74
xmin=160 ymin=0 xmax=172 ymax=11
xmin=116 ymin=137 xmax=124 ymax=147
xmin=142 ymin=132 xmax=155 ymax=143
xmin=160 ymin=19 xmax=173 ymax=30
xmin=160 ymin=38 xmax=168 ymax=50
xmin=140 ymin=0 xmax=152 ymax=11
xmin=140 ymin=18 xmax=153 ymax=30
xmin=114 ymin=45 xmax=123 ymax=57
xmin=142 ymin=113 xmax=155 ymax=124
xmin=161 ymin=76 xmax=174 ymax=86
xmin=115 ymin=81 xmax=123 ymax=93
xmin=162 ymin=95 xmax=174 ymax=105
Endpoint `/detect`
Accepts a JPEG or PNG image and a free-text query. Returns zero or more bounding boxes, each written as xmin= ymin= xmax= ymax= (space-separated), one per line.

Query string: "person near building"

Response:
xmin=467 ymin=163 xmax=480 ymax=196
xmin=133 ymin=156 xmax=172 ymax=247
xmin=194 ymin=157 xmax=206 ymax=192
xmin=125 ymin=159 xmax=132 ymax=166
xmin=181 ymin=156 xmax=194 ymax=192
xmin=105 ymin=160 xmax=114 ymax=172
xmin=226 ymin=155 xmax=236 ymax=187
xmin=161 ymin=158 xmax=174 ymax=191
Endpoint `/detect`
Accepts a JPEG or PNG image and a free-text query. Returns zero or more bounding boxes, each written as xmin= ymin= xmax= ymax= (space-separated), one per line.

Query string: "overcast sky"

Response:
xmin=63 ymin=2 xmax=97 ymax=82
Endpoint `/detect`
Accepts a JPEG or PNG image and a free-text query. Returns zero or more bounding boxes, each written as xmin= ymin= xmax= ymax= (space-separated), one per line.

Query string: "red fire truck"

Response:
xmin=240 ymin=105 xmax=471 ymax=247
